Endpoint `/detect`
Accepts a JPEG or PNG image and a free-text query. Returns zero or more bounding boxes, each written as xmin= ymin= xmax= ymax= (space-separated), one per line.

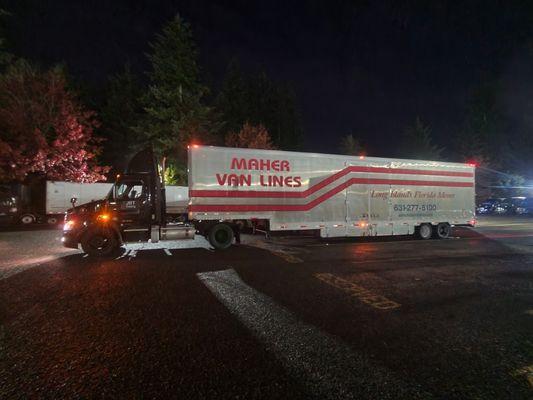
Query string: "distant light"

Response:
xmin=189 ymin=143 xmax=200 ymax=149
xmin=466 ymin=160 xmax=478 ymax=167
xmin=359 ymin=155 xmax=365 ymax=159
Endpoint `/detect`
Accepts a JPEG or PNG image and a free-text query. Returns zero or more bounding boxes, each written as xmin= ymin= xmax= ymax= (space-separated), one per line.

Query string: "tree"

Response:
xmin=457 ymin=81 xmax=505 ymax=167
xmin=163 ymin=162 xmax=187 ymax=186
xmin=225 ymin=123 xmax=276 ymax=149
xmin=216 ymin=63 xmax=301 ymax=150
xmin=339 ymin=134 xmax=365 ymax=156
xmin=99 ymin=65 xmax=144 ymax=174
xmin=400 ymin=117 xmax=444 ymax=160
xmin=0 ymin=60 xmax=108 ymax=182
xmin=140 ymin=15 xmax=217 ymax=168
xmin=0 ymin=9 xmax=12 ymax=70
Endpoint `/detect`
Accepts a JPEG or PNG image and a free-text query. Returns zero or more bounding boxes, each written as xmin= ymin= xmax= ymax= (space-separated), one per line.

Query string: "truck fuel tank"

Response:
xmin=156 ymin=225 xmax=195 ymax=242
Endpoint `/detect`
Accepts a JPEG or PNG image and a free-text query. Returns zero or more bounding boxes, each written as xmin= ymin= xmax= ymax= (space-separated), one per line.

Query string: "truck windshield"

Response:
xmin=109 ymin=181 xmax=145 ymax=200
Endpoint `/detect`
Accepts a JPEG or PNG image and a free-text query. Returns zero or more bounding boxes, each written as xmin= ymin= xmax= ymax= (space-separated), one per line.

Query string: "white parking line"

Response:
xmin=198 ymin=269 xmax=428 ymax=399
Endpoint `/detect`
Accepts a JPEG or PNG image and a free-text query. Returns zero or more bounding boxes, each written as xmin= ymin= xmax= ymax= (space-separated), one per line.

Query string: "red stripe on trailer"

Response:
xmin=190 ymin=166 xmax=473 ymax=199
xmin=189 ymin=178 xmax=473 ymax=213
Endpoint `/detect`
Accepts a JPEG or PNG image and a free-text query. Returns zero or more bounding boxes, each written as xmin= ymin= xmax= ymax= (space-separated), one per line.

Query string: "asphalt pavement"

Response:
xmin=0 ymin=216 xmax=532 ymax=399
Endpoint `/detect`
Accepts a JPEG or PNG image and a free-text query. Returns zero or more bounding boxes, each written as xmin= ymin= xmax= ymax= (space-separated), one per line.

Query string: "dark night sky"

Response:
xmin=4 ymin=0 xmax=533 ymax=157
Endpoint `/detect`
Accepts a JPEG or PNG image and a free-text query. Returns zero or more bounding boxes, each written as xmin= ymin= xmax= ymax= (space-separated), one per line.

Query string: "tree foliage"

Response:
xmin=0 ymin=60 xmax=108 ymax=182
xmin=401 ymin=117 xmax=444 ymax=160
xmin=0 ymin=9 xmax=12 ymax=70
xmin=141 ymin=15 xmax=216 ymax=165
xmin=163 ymin=162 xmax=188 ymax=186
xmin=339 ymin=134 xmax=365 ymax=156
xmin=225 ymin=123 xmax=276 ymax=150
xmin=456 ymin=81 xmax=505 ymax=167
xmin=216 ymin=61 xmax=301 ymax=150
xmin=99 ymin=65 xmax=144 ymax=174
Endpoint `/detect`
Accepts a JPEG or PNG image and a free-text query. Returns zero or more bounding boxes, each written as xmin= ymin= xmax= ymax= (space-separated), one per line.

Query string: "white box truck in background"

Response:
xmin=62 ymin=146 xmax=476 ymax=256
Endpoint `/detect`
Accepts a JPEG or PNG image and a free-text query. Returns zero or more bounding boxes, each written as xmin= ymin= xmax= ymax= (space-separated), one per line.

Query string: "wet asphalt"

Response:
xmin=0 ymin=216 xmax=532 ymax=399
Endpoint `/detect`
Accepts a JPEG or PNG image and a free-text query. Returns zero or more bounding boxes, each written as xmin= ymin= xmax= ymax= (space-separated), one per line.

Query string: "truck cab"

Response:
xmin=62 ymin=148 xmax=235 ymax=256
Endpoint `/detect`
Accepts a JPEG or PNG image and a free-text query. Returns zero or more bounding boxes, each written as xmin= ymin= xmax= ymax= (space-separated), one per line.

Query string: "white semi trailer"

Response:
xmin=63 ymin=146 xmax=476 ymax=255
xmin=188 ymin=146 xmax=476 ymax=240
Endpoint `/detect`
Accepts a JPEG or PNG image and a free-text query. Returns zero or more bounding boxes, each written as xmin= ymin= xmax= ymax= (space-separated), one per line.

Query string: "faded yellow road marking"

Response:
xmin=525 ymin=310 xmax=533 ymax=316
xmin=271 ymin=250 xmax=303 ymax=263
xmin=315 ymin=273 xmax=401 ymax=310
xmin=511 ymin=365 xmax=533 ymax=388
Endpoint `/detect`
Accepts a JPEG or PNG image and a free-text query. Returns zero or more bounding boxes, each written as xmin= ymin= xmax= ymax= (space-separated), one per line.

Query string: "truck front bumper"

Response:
xmin=61 ymin=232 xmax=79 ymax=249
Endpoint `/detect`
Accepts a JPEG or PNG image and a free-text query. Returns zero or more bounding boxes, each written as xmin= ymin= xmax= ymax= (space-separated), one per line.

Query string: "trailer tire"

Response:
xmin=208 ymin=223 xmax=234 ymax=250
xmin=417 ymin=223 xmax=433 ymax=240
xmin=81 ymin=228 xmax=119 ymax=257
xmin=435 ymin=222 xmax=451 ymax=239
xmin=20 ymin=213 xmax=36 ymax=225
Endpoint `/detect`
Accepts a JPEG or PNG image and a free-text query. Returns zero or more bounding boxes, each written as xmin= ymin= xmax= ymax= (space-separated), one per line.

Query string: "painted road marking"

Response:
xmin=271 ymin=250 xmax=303 ymax=263
xmin=198 ymin=269 xmax=427 ymax=399
xmin=525 ymin=310 xmax=533 ymax=316
xmin=315 ymin=273 xmax=401 ymax=310
xmin=511 ymin=365 xmax=533 ymax=388
xmin=163 ymin=248 xmax=172 ymax=256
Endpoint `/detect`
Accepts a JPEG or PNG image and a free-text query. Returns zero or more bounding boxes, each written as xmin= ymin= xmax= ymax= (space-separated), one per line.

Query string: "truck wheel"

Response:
xmin=47 ymin=216 xmax=59 ymax=225
xmin=417 ymin=223 xmax=433 ymax=240
xmin=208 ymin=223 xmax=234 ymax=250
xmin=20 ymin=213 xmax=36 ymax=225
xmin=81 ymin=228 xmax=118 ymax=257
xmin=435 ymin=223 xmax=451 ymax=239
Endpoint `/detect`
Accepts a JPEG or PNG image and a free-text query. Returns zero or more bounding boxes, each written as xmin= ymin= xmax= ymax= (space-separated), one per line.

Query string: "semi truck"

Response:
xmin=62 ymin=146 xmax=476 ymax=256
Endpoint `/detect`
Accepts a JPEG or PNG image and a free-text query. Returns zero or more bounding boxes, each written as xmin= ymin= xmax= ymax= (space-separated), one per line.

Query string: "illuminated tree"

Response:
xmin=0 ymin=60 xmax=109 ymax=182
xmin=225 ymin=123 xmax=276 ymax=150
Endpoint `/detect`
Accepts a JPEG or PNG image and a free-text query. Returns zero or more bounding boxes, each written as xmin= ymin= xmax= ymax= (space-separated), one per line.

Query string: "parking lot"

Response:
xmin=0 ymin=216 xmax=532 ymax=399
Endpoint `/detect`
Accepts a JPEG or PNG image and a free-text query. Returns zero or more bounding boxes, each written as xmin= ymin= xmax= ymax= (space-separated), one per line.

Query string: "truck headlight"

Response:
xmin=63 ymin=220 xmax=76 ymax=231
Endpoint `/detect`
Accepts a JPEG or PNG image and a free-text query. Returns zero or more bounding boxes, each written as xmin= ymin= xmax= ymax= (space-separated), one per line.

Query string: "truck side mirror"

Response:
xmin=70 ymin=197 xmax=77 ymax=206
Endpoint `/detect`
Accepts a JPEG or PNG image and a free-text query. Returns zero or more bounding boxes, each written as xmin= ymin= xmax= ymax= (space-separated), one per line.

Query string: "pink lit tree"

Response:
xmin=0 ymin=61 xmax=109 ymax=182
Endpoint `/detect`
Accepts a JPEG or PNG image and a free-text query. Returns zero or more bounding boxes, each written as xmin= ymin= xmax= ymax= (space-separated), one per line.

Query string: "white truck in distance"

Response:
xmin=62 ymin=146 xmax=476 ymax=255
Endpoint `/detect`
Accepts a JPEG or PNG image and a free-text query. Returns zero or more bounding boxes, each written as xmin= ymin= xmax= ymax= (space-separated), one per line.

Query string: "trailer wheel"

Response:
xmin=20 ymin=213 xmax=36 ymax=225
xmin=81 ymin=228 xmax=119 ymax=257
xmin=208 ymin=223 xmax=234 ymax=250
xmin=435 ymin=222 xmax=451 ymax=239
xmin=417 ymin=223 xmax=433 ymax=240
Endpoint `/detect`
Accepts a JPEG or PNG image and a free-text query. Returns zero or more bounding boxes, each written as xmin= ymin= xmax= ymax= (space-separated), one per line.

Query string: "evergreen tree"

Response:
xmin=100 ymin=65 xmax=144 ymax=174
xmin=0 ymin=9 xmax=13 ymax=70
xmin=401 ymin=117 xmax=444 ymax=160
xmin=216 ymin=62 xmax=301 ymax=150
xmin=339 ymin=134 xmax=365 ymax=156
xmin=457 ymin=81 xmax=506 ymax=168
xmin=140 ymin=15 xmax=216 ymax=168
